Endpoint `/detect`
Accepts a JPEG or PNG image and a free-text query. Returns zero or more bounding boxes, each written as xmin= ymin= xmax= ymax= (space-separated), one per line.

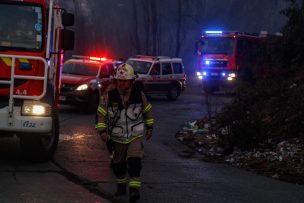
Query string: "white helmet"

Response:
xmin=114 ymin=63 xmax=136 ymax=80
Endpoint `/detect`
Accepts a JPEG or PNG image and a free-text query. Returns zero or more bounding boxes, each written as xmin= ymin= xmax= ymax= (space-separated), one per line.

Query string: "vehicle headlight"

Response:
xmin=22 ymin=102 xmax=51 ymax=116
xmin=76 ymin=84 xmax=89 ymax=91
xmin=228 ymin=73 xmax=236 ymax=78
xmin=196 ymin=72 xmax=202 ymax=76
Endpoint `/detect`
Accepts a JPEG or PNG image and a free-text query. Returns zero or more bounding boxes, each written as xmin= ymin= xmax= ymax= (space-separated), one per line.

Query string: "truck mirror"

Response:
xmin=62 ymin=12 xmax=74 ymax=26
xmin=62 ymin=29 xmax=74 ymax=50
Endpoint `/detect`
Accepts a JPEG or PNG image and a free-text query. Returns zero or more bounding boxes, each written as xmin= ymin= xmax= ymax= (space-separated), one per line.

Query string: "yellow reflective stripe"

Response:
xmin=144 ymin=118 xmax=154 ymax=123
xmin=18 ymin=58 xmax=30 ymax=63
xmin=97 ymin=106 xmax=107 ymax=116
xmin=111 ymin=135 xmax=144 ymax=144
xmin=144 ymin=118 xmax=154 ymax=125
xmin=129 ymin=180 xmax=141 ymax=188
xmin=116 ymin=177 xmax=128 ymax=184
xmin=95 ymin=123 xmax=107 ymax=129
xmin=2 ymin=57 xmax=12 ymax=66
xmin=143 ymin=104 xmax=152 ymax=113
xmin=96 ymin=123 xmax=107 ymax=127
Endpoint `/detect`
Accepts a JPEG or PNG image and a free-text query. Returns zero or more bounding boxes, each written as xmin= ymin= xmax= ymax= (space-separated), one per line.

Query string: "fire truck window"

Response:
xmin=201 ymin=38 xmax=236 ymax=54
xmin=150 ymin=63 xmax=160 ymax=75
xmin=162 ymin=63 xmax=172 ymax=75
xmin=0 ymin=4 xmax=43 ymax=51
xmin=173 ymin=63 xmax=183 ymax=74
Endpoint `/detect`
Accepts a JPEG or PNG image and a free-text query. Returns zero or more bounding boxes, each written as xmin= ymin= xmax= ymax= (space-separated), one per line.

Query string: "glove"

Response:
xmin=100 ymin=131 xmax=110 ymax=142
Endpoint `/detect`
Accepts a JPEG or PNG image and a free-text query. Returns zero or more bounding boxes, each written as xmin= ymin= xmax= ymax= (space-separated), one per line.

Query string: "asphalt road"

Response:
xmin=0 ymin=79 xmax=304 ymax=203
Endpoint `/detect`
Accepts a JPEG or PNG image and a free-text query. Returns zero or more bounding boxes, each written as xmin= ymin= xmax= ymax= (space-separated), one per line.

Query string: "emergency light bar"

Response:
xmin=89 ymin=57 xmax=107 ymax=61
xmin=72 ymin=55 xmax=107 ymax=62
xmin=205 ymin=30 xmax=223 ymax=34
xmin=134 ymin=55 xmax=171 ymax=61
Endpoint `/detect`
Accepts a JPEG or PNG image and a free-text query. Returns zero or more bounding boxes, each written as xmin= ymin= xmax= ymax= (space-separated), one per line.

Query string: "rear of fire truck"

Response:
xmin=195 ymin=30 xmax=261 ymax=93
xmin=0 ymin=0 xmax=74 ymax=161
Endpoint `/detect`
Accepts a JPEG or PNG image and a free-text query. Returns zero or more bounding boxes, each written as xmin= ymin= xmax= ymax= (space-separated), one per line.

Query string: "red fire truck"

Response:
xmin=0 ymin=0 xmax=74 ymax=161
xmin=195 ymin=30 xmax=264 ymax=93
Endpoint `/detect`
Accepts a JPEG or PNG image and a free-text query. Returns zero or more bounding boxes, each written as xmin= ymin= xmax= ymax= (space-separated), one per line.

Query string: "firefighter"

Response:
xmin=96 ymin=63 xmax=154 ymax=201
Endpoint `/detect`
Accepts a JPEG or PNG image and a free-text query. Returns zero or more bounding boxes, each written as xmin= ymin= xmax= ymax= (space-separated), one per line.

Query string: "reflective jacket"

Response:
xmin=96 ymin=87 xmax=154 ymax=144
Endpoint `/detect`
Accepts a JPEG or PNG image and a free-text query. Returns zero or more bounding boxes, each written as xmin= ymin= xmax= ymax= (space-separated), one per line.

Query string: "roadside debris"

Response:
xmin=176 ymin=118 xmax=304 ymax=185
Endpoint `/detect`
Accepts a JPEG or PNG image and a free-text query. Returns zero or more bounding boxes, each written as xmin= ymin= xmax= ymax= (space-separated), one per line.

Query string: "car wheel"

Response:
xmin=20 ymin=108 xmax=59 ymax=162
xmin=167 ymin=85 xmax=180 ymax=101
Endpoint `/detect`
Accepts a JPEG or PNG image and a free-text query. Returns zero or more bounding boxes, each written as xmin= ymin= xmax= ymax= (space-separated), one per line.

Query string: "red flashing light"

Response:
xmin=89 ymin=56 xmax=107 ymax=62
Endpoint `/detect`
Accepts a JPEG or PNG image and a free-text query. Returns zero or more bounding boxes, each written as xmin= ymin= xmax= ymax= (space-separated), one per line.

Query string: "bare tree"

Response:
xmin=175 ymin=0 xmax=182 ymax=57
xmin=174 ymin=0 xmax=207 ymax=57
xmin=150 ymin=0 xmax=158 ymax=55
xmin=142 ymin=0 xmax=151 ymax=54
xmin=131 ymin=0 xmax=141 ymax=54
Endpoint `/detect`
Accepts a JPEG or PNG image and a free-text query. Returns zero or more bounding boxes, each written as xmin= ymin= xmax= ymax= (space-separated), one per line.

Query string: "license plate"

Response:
xmin=59 ymin=96 xmax=66 ymax=101
xmin=211 ymin=72 xmax=218 ymax=76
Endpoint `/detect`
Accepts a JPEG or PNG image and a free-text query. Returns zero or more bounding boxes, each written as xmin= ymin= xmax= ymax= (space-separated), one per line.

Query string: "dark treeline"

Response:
xmin=60 ymin=0 xmax=287 ymax=73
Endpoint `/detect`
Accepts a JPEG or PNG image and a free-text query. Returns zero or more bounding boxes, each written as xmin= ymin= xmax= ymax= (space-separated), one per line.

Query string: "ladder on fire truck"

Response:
xmin=0 ymin=54 xmax=48 ymax=126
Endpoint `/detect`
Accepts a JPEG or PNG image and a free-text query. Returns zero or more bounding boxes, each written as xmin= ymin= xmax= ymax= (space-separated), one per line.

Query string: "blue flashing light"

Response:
xmin=203 ymin=71 xmax=207 ymax=76
xmin=205 ymin=30 xmax=223 ymax=34
xmin=205 ymin=60 xmax=210 ymax=65
xmin=222 ymin=72 xmax=226 ymax=77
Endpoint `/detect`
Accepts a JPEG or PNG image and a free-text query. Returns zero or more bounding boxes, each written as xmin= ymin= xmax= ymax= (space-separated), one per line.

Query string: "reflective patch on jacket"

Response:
xmin=109 ymin=103 xmax=144 ymax=141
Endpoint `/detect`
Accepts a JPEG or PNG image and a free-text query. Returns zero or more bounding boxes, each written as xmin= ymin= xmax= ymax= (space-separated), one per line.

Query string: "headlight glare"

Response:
xmin=229 ymin=73 xmax=236 ymax=78
xmin=76 ymin=84 xmax=89 ymax=91
xmin=32 ymin=105 xmax=46 ymax=115
xmin=22 ymin=103 xmax=51 ymax=116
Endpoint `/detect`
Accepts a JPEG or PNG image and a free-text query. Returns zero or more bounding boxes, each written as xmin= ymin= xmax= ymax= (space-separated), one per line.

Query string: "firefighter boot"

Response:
xmin=129 ymin=187 xmax=140 ymax=202
xmin=115 ymin=184 xmax=127 ymax=196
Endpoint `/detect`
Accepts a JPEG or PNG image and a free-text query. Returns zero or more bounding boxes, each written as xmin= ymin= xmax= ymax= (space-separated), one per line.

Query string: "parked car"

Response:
xmin=59 ymin=55 xmax=122 ymax=112
xmin=127 ymin=55 xmax=186 ymax=100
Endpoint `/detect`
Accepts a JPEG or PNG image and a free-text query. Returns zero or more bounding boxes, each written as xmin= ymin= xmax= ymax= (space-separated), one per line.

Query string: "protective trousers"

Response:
xmin=112 ymin=138 xmax=144 ymax=189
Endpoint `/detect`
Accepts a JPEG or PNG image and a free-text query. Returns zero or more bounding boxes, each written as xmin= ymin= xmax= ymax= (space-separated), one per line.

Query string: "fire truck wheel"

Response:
xmin=20 ymin=109 xmax=59 ymax=162
xmin=167 ymin=84 xmax=180 ymax=101
xmin=86 ymin=92 xmax=99 ymax=113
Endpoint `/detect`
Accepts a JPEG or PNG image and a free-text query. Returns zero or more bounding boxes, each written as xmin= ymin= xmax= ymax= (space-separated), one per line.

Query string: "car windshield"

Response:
xmin=0 ymin=3 xmax=43 ymax=51
xmin=62 ymin=63 xmax=100 ymax=76
xmin=200 ymin=37 xmax=236 ymax=54
xmin=127 ymin=60 xmax=152 ymax=74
